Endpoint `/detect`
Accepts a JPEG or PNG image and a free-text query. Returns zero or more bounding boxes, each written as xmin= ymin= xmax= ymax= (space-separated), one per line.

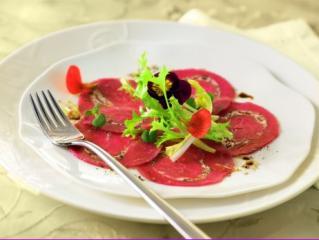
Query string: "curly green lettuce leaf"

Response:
xmin=169 ymin=97 xmax=192 ymax=123
xmin=135 ymin=52 xmax=169 ymax=98
xmin=166 ymin=96 xmax=193 ymax=132
xmin=188 ymin=79 xmax=213 ymax=112
xmin=152 ymin=65 xmax=169 ymax=92
xmin=123 ymin=112 xmax=143 ymax=138
xmin=205 ymin=122 xmax=233 ymax=142
xmin=134 ymin=53 xmax=168 ymax=112
xmin=150 ymin=119 xmax=184 ymax=146
xmin=134 ymin=53 xmax=154 ymax=101
xmin=140 ymin=108 xmax=163 ymax=119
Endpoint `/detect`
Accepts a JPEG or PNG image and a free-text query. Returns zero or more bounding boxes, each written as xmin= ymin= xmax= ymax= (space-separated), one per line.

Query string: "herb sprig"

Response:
xmin=86 ymin=104 xmax=106 ymax=128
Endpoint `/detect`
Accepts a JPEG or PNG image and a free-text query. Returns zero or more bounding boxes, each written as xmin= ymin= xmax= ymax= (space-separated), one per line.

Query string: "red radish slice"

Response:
xmin=174 ymin=69 xmax=235 ymax=113
xmin=71 ymin=120 xmax=161 ymax=168
xmin=208 ymin=102 xmax=280 ymax=156
xmin=66 ymin=65 xmax=83 ymax=94
xmin=137 ymin=147 xmax=234 ymax=186
xmin=187 ymin=109 xmax=212 ymax=138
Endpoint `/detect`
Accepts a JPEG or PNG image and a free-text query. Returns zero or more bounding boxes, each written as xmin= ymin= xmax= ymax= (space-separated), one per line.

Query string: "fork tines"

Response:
xmin=30 ymin=90 xmax=71 ymax=132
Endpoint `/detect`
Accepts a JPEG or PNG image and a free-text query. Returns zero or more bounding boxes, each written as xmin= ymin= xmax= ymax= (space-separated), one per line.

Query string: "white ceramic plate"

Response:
xmin=19 ymin=41 xmax=315 ymax=198
xmin=0 ymin=20 xmax=318 ymax=223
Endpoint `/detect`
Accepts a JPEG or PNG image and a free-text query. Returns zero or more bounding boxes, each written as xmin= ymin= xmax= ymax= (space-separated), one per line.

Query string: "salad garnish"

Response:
xmin=122 ymin=53 xmax=233 ymax=161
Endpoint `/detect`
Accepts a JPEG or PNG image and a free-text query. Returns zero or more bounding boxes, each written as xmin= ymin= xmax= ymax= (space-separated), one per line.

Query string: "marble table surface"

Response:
xmin=1 ymin=0 xmax=319 ymax=238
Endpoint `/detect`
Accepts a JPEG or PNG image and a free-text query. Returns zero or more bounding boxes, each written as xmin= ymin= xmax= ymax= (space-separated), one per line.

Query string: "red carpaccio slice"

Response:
xmin=81 ymin=106 xmax=133 ymax=133
xmin=209 ymin=102 xmax=280 ymax=156
xmin=80 ymin=106 xmax=152 ymax=133
xmin=69 ymin=120 xmax=161 ymax=168
xmin=137 ymin=147 xmax=234 ymax=186
xmin=69 ymin=146 xmax=109 ymax=168
xmin=213 ymin=98 xmax=232 ymax=115
xmin=78 ymin=78 xmax=142 ymax=113
xmin=173 ymin=69 xmax=235 ymax=114
xmin=78 ymin=78 xmax=142 ymax=133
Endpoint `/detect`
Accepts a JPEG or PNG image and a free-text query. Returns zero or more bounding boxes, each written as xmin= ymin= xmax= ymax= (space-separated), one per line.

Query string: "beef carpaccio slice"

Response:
xmin=69 ymin=146 xmax=109 ymax=168
xmin=78 ymin=78 xmax=142 ymax=113
xmin=173 ymin=69 xmax=235 ymax=114
xmin=137 ymin=147 xmax=234 ymax=186
xmin=80 ymin=106 xmax=133 ymax=133
xmin=69 ymin=120 xmax=161 ymax=168
xmin=78 ymin=78 xmax=142 ymax=133
xmin=209 ymin=102 xmax=280 ymax=156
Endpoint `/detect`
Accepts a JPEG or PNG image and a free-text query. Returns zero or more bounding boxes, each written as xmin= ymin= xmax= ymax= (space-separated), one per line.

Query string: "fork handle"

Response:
xmin=72 ymin=140 xmax=210 ymax=239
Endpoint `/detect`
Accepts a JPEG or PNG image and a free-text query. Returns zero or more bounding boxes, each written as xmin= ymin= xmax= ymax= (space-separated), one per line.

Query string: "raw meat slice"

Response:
xmin=96 ymin=78 xmax=142 ymax=110
xmin=69 ymin=146 xmax=109 ymax=169
xmin=209 ymin=102 xmax=280 ymax=156
xmin=174 ymin=69 xmax=235 ymax=99
xmin=78 ymin=88 xmax=94 ymax=113
xmin=212 ymin=98 xmax=232 ymax=114
xmin=137 ymin=147 xmax=233 ymax=186
xmin=78 ymin=78 xmax=142 ymax=113
xmin=70 ymin=120 xmax=161 ymax=168
xmin=80 ymin=106 xmax=133 ymax=133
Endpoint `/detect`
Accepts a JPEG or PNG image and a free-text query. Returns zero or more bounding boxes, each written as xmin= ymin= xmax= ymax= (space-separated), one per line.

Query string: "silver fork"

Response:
xmin=30 ymin=90 xmax=210 ymax=239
